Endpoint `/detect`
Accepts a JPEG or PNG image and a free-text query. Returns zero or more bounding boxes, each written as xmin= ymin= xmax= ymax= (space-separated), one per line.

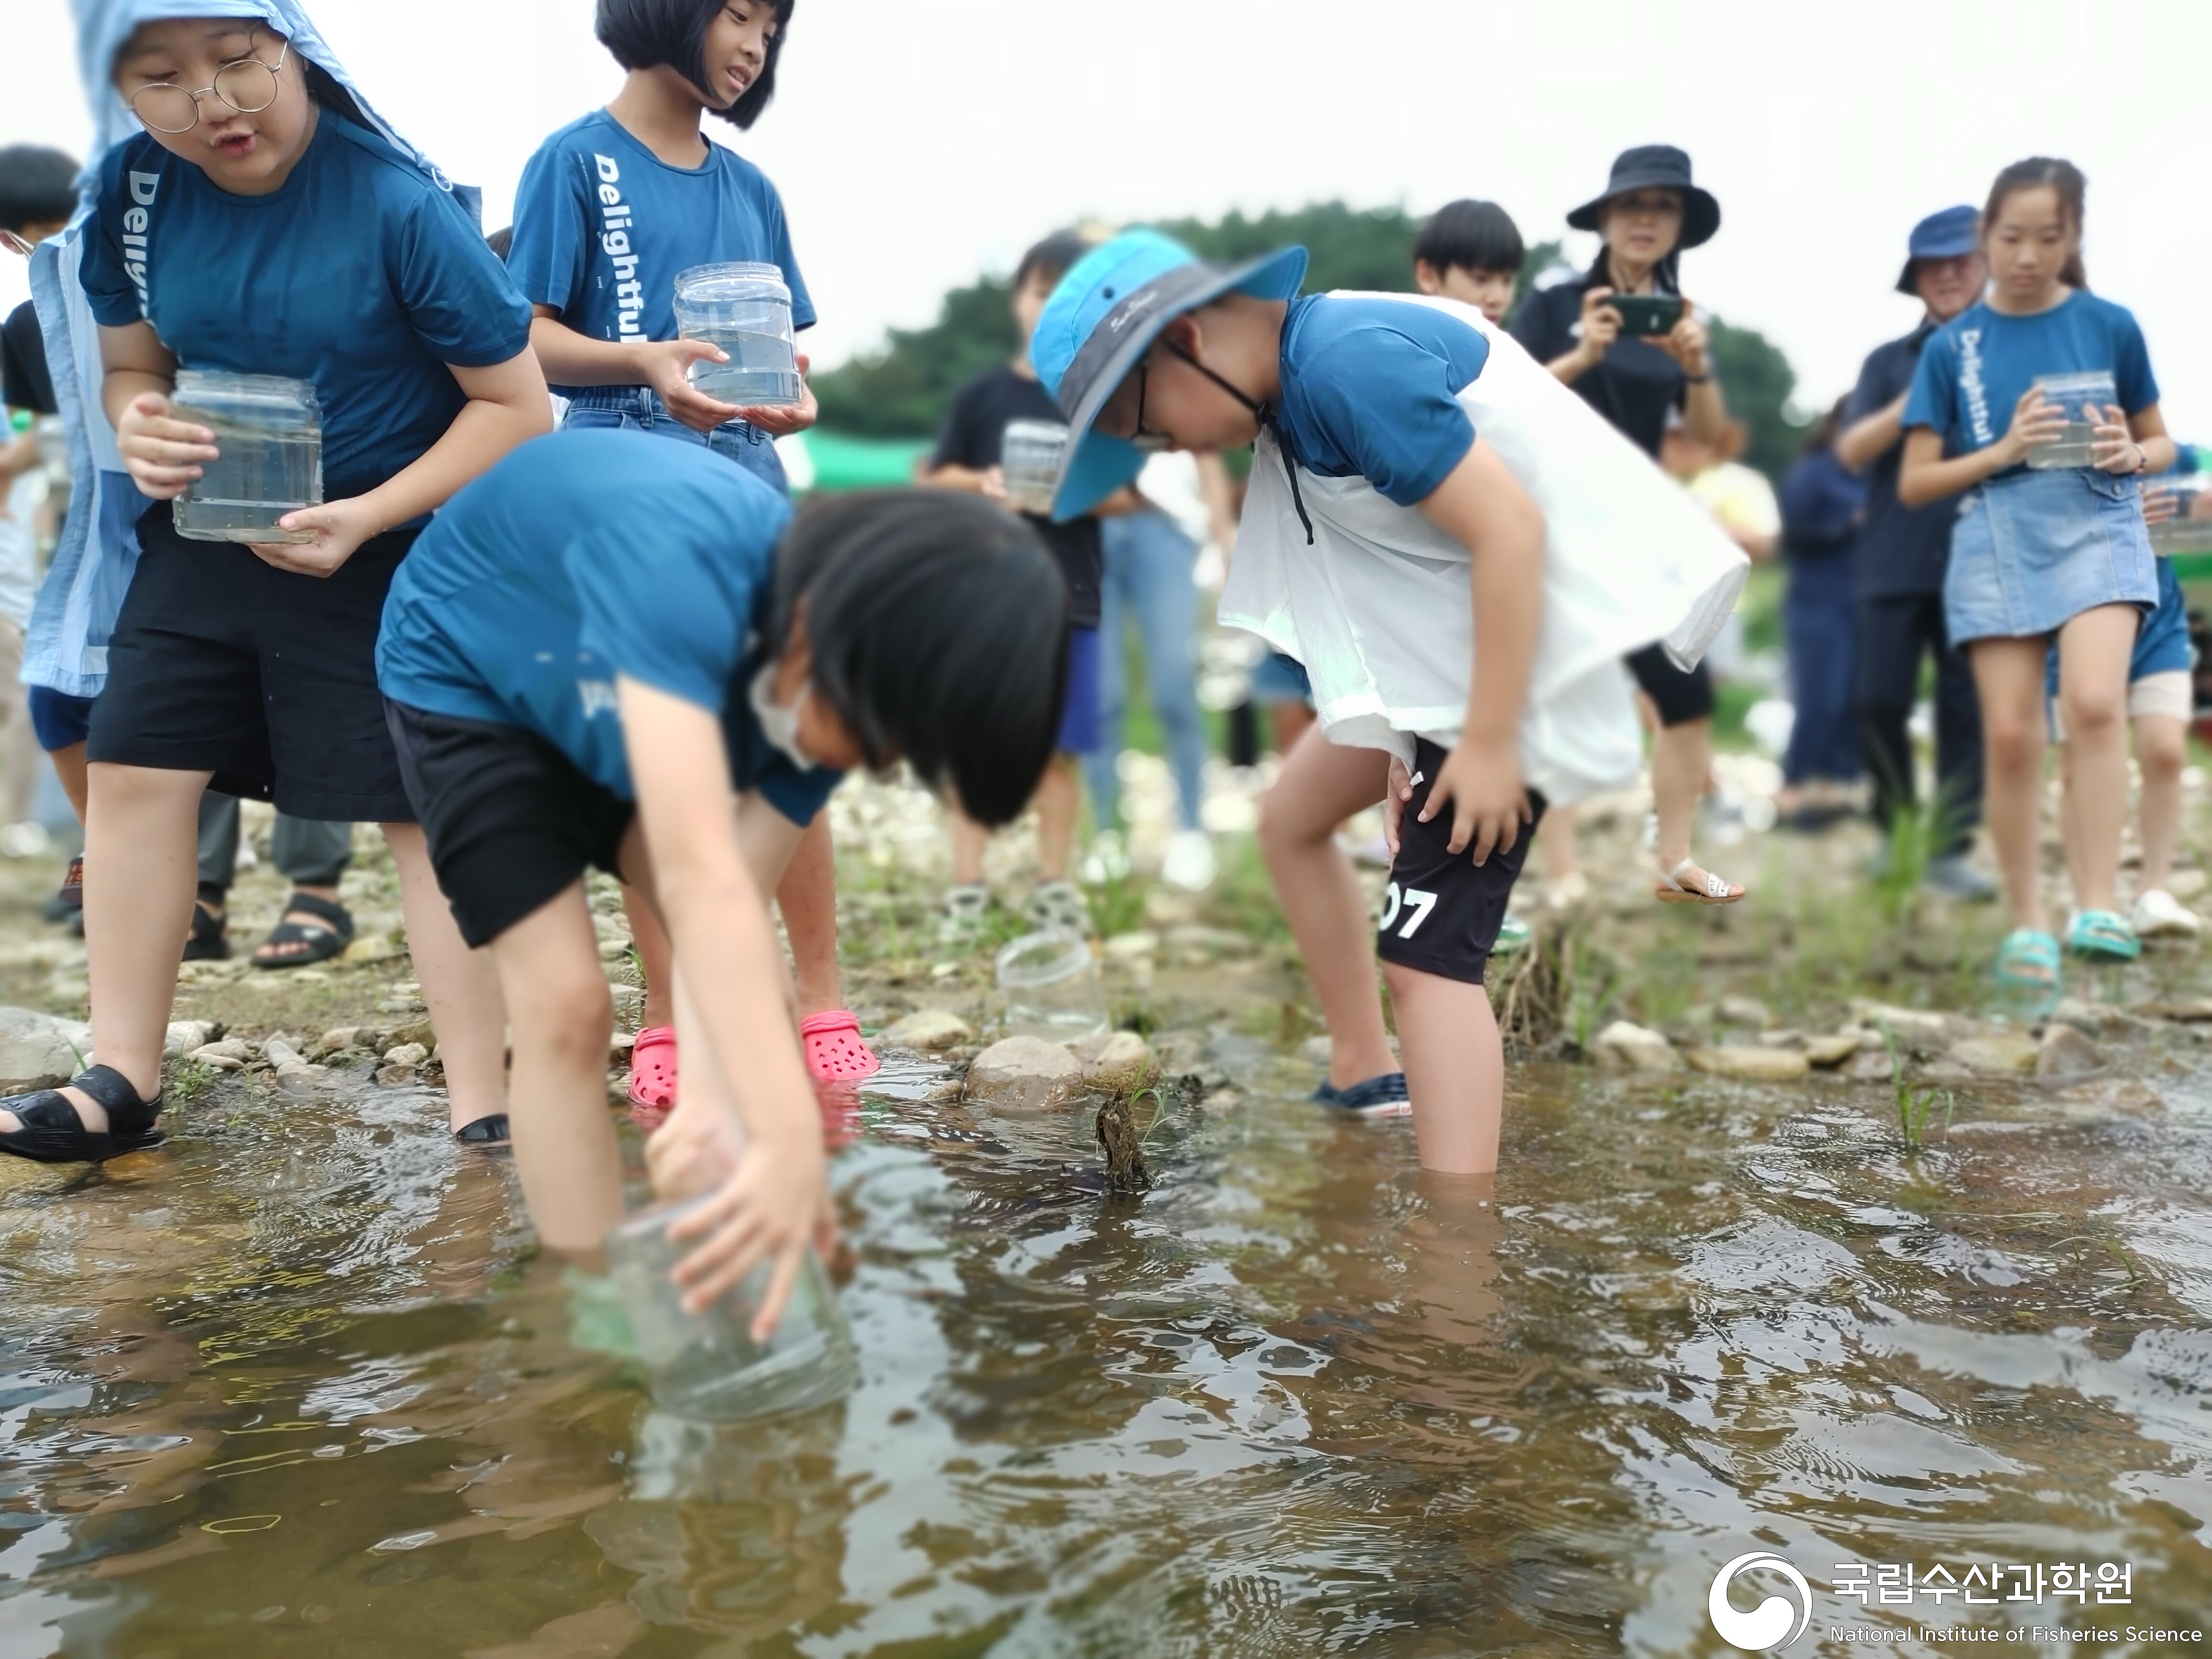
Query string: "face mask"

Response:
xmin=748 ymin=664 xmax=817 ymax=770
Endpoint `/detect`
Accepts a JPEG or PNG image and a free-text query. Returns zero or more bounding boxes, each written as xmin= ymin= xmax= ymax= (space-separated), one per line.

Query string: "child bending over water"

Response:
xmin=376 ymin=430 xmax=1065 ymax=1326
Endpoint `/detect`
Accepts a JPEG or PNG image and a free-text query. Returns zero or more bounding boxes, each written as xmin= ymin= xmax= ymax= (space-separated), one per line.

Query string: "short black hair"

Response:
xmin=595 ymin=0 xmax=794 ymax=130
xmin=1014 ymin=232 xmax=1093 ymax=295
xmin=0 ymin=146 xmax=80 ymax=235
xmin=1415 ymin=199 xmax=1525 ymax=277
xmin=771 ymin=490 xmax=1068 ymax=826
xmin=485 ymin=225 xmax=514 ymax=262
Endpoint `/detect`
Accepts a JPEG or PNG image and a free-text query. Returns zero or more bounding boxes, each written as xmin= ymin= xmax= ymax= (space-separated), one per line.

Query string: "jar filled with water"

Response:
xmin=169 ymin=369 xmax=321 ymax=543
xmin=1000 ymin=419 xmax=1069 ymax=516
xmin=995 ymin=928 xmax=1108 ymax=1043
xmin=2024 ymin=370 xmax=2118 ymax=470
xmin=2148 ymin=475 xmax=2212 ymax=556
xmin=605 ymin=1196 xmax=858 ymax=1422
xmin=672 ymin=262 xmax=802 ymax=408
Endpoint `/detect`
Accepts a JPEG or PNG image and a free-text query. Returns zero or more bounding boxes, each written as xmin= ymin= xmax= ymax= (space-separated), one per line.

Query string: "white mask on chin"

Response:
xmin=748 ymin=664 xmax=818 ymax=770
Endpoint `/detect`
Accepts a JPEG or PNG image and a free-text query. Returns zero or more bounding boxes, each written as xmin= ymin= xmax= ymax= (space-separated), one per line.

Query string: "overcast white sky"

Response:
xmin=7 ymin=0 xmax=2210 ymax=435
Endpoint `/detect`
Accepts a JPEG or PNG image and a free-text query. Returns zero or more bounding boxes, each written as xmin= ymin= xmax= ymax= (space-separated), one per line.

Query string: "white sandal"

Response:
xmin=1655 ymin=858 xmax=1745 ymax=906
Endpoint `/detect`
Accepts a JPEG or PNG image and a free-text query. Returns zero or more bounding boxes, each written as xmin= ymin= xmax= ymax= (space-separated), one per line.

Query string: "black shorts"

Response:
xmin=1374 ymin=739 xmax=1547 ymax=986
xmin=386 ymin=700 xmax=636 ymax=949
xmin=88 ymin=503 xmax=416 ymax=819
xmin=1625 ymin=642 xmax=1715 ymax=728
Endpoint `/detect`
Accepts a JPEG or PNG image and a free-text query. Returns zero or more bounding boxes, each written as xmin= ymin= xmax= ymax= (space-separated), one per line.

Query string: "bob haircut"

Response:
xmin=0 ymin=146 xmax=79 ymax=234
xmin=1414 ymin=199 xmax=1526 ymax=277
xmin=595 ymin=0 xmax=794 ymax=130
xmin=1014 ymin=231 xmax=1095 ymax=296
xmin=767 ymin=489 xmax=1067 ymax=827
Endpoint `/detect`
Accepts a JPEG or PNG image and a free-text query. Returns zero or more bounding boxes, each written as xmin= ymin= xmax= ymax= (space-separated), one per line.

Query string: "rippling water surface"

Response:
xmin=2 ymin=1045 xmax=2208 ymax=1655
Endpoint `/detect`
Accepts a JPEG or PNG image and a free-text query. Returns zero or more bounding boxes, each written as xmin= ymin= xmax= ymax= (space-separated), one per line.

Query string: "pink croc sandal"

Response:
xmin=627 ymin=1025 xmax=678 ymax=1132
xmin=800 ymin=1010 xmax=880 ymax=1083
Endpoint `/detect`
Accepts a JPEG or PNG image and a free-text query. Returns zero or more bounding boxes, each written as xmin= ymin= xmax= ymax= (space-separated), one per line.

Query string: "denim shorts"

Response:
xmin=2042 ymin=553 xmax=2193 ymax=704
xmin=1944 ymin=466 xmax=2156 ymax=646
xmin=561 ymin=388 xmax=789 ymax=496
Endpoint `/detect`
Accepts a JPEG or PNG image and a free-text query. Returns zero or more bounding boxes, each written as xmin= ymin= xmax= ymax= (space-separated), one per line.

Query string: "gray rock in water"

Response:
xmin=1802 ymin=1034 xmax=1863 ymax=1069
xmin=262 ymin=1036 xmax=307 ymax=1072
xmin=879 ymin=1008 xmax=975 ymax=1053
xmin=1072 ymin=1029 xmax=1159 ymax=1093
xmin=963 ymin=1036 xmax=1081 ymax=1114
xmin=1687 ymin=1046 xmax=1811 ymax=1082
xmin=1949 ymin=1034 xmax=2040 ymax=1074
xmin=1593 ymin=1021 xmax=1678 ymax=1072
xmin=1717 ymin=995 xmax=1771 ymax=1029
xmin=0 ymin=1006 xmax=90 ymax=1091
xmin=2035 ymin=1022 xmax=2103 ymax=1081
xmin=383 ymin=1042 xmax=431 ymax=1069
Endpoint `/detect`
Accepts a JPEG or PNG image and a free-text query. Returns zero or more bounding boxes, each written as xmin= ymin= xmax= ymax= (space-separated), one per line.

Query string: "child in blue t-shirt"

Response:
xmin=377 ymin=430 xmax=1067 ymax=1330
xmin=0 ymin=7 xmax=550 ymax=1168
xmin=1899 ymin=156 xmax=2176 ymax=989
xmin=1030 ymin=230 xmax=1744 ymax=1174
xmin=508 ymin=0 xmax=869 ymax=1122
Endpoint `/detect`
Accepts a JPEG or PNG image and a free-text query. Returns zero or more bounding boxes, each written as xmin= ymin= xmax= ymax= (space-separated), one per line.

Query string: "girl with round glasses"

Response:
xmin=0 ymin=4 xmax=551 ymax=1165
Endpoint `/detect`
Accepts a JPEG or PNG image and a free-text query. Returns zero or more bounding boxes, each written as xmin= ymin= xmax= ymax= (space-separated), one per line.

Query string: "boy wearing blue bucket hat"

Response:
xmin=1032 ymin=229 xmax=1747 ymax=1174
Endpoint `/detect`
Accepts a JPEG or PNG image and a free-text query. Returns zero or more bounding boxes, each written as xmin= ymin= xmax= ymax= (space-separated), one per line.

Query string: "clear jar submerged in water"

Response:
xmin=169 ymin=369 xmax=322 ymax=544
xmin=995 ymin=929 xmax=1108 ymax=1044
xmin=2024 ymin=370 xmax=2118 ymax=470
xmin=672 ymin=261 xmax=802 ymax=408
xmin=604 ymin=1196 xmax=858 ymax=1422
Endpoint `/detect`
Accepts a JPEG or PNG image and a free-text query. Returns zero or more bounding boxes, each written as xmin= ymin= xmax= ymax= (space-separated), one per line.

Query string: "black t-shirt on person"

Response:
xmin=2 ymin=301 xmax=58 ymax=417
xmin=930 ymin=364 xmax=1102 ymax=628
xmin=1508 ymin=270 xmax=1687 ymax=459
xmin=1843 ymin=321 xmax=1959 ymax=601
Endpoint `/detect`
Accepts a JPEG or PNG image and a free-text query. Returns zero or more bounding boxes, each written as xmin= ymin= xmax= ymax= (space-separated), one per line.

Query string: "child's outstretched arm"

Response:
xmin=528 ymin=304 xmax=747 ymax=436
xmin=616 ymin=675 xmax=829 ymax=1337
xmin=1413 ymin=439 xmax=1546 ymax=863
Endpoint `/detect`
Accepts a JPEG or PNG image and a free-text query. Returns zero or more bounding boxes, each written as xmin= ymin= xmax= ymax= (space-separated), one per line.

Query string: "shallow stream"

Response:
xmin=2 ymin=1042 xmax=2208 ymax=1655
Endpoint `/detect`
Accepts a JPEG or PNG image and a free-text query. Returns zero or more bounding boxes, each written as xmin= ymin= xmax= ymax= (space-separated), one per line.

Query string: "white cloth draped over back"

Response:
xmin=1218 ymin=292 xmax=1749 ymax=805
xmin=23 ymin=0 xmax=473 ymax=698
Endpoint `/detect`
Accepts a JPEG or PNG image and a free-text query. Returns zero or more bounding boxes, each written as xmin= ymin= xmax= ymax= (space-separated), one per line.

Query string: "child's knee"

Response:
xmin=2137 ymin=719 xmax=2187 ymax=780
xmin=1982 ymin=713 xmax=2043 ymax=773
xmin=516 ymin=965 xmax=613 ymax=1064
xmin=2060 ymin=683 xmax=2125 ymax=740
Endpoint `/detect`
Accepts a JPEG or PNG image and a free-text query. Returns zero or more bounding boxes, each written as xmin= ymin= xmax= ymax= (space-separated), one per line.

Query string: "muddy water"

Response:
xmin=2 ymin=1047 xmax=2209 ymax=1656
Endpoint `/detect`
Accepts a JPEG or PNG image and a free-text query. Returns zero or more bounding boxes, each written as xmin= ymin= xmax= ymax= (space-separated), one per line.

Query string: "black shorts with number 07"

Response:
xmin=1375 ymin=739 xmax=1547 ymax=985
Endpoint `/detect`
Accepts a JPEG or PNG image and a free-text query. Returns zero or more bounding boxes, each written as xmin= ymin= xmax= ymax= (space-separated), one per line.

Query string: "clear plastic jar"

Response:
xmin=605 ymin=1195 xmax=858 ymax=1422
xmin=995 ymin=928 xmax=1108 ymax=1043
xmin=2024 ymin=370 xmax=2118 ymax=470
xmin=2148 ymin=475 xmax=2212 ymax=556
xmin=671 ymin=261 xmax=802 ymax=408
xmin=1000 ymin=418 xmax=1069 ymax=515
xmin=169 ymin=369 xmax=322 ymax=543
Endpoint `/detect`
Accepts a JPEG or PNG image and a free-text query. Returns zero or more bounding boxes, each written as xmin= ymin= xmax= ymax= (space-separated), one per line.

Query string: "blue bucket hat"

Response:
xmin=1029 ymin=229 xmax=1307 ymax=520
xmin=1896 ymin=205 xmax=1980 ymax=294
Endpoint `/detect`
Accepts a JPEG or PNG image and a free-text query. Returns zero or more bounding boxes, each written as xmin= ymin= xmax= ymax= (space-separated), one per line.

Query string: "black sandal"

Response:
xmin=455 ymin=1114 xmax=509 ymax=1145
xmin=0 ymin=1065 xmax=165 ymax=1164
xmin=253 ymin=892 xmax=354 ymax=971
xmin=183 ymin=896 xmax=230 ymax=962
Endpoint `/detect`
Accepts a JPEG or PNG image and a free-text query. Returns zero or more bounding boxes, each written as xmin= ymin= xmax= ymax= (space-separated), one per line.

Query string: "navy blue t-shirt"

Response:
xmin=508 ymin=110 xmax=814 ymax=399
xmin=1902 ymin=290 xmax=2159 ymax=459
xmin=1845 ymin=321 xmax=1966 ymax=600
xmin=80 ymin=115 xmax=531 ymax=507
xmin=377 ymin=429 xmax=839 ymax=825
xmin=1275 ymin=294 xmax=1490 ymax=507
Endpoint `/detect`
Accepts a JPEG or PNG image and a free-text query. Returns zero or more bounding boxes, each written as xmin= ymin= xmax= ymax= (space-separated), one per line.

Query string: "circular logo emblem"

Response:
xmin=1708 ymin=1551 xmax=1813 ymax=1652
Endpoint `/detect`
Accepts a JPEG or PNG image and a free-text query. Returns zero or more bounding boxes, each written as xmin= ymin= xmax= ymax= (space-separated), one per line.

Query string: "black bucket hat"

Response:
xmin=1566 ymin=144 xmax=1721 ymax=249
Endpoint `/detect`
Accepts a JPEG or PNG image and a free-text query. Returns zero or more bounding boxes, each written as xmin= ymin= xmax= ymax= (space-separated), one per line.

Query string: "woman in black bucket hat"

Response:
xmin=1510 ymin=143 xmax=1745 ymax=906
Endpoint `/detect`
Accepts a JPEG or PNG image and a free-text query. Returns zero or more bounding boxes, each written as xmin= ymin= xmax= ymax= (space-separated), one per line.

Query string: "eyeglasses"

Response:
xmin=129 ymin=33 xmax=290 ymax=135
xmin=1127 ymin=360 xmax=1173 ymax=453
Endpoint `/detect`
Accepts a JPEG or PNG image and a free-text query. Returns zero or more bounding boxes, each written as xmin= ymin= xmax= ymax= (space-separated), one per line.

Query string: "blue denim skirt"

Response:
xmin=1944 ymin=466 xmax=2156 ymax=645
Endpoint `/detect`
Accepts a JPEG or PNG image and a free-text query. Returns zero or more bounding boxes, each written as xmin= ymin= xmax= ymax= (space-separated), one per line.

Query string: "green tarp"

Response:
xmin=782 ymin=428 xmax=932 ymax=493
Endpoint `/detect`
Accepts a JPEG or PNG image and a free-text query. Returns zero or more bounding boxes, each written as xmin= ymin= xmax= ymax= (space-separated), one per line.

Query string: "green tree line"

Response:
xmin=812 ymin=201 xmax=1807 ymax=481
